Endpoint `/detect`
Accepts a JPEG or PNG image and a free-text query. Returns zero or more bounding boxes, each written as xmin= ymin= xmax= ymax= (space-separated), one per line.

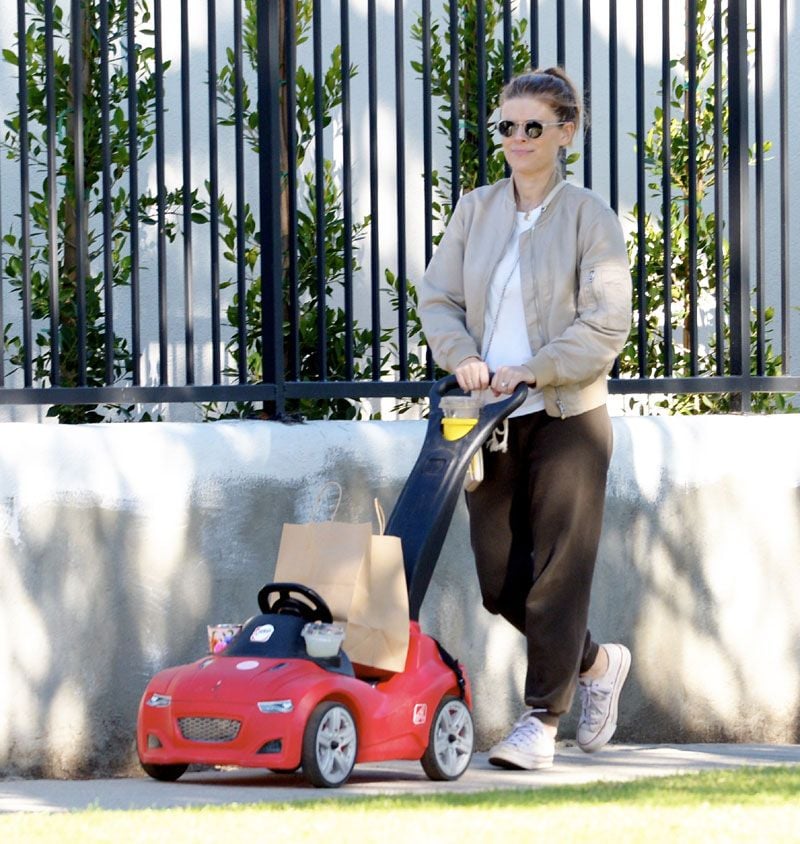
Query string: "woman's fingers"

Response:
xmin=454 ymin=358 xmax=490 ymax=392
xmin=490 ymin=366 xmax=534 ymax=395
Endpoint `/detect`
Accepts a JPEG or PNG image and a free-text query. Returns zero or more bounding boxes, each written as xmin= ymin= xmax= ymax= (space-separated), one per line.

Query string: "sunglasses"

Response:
xmin=496 ymin=119 xmax=568 ymax=139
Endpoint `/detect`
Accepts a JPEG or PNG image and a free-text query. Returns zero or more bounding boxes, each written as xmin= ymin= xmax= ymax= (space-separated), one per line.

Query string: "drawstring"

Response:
xmin=487 ymin=419 xmax=509 ymax=453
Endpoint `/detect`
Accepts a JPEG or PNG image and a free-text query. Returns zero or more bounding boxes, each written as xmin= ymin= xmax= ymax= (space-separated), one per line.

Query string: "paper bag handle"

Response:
xmin=374 ymin=498 xmax=386 ymax=536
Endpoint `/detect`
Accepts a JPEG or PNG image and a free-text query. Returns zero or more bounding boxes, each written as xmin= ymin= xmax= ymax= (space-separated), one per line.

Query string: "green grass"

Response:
xmin=2 ymin=766 xmax=800 ymax=843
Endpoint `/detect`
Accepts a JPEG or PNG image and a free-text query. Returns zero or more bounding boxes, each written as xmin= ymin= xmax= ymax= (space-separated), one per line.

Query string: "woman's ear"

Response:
xmin=560 ymin=121 xmax=577 ymax=147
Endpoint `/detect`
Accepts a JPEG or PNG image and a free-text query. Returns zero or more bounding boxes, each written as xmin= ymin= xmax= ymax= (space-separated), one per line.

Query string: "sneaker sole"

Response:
xmin=488 ymin=748 xmax=554 ymax=771
xmin=578 ymin=643 xmax=631 ymax=754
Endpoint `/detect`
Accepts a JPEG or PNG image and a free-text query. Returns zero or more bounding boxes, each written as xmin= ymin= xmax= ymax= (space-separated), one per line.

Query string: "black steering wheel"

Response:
xmin=257 ymin=582 xmax=333 ymax=624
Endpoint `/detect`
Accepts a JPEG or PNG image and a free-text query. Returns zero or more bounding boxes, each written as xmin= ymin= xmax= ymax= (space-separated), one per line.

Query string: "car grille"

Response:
xmin=178 ymin=717 xmax=241 ymax=743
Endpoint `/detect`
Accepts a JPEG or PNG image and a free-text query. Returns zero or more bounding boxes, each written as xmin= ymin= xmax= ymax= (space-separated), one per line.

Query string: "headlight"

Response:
xmin=145 ymin=693 xmax=172 ymax=708
xmin=257 ymin=699 xmax=293 ymax=714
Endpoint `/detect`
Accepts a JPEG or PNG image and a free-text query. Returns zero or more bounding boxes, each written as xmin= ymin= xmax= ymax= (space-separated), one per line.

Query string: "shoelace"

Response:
xmin=503 ymin=713 xmax=545 ymax=748
xmin=579 ymin=680 xmax=612 ymax=727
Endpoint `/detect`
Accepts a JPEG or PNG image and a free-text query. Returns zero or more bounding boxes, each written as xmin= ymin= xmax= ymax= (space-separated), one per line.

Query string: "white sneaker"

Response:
xmin=577 ymin=643 xmax=631 ymax=753
xmin=488 ymin=711 xmax=555 ymax=770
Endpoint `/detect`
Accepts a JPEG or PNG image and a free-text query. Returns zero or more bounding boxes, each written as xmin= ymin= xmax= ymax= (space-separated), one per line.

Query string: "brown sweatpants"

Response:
xmin=466 ymin=404 xmax=613 ymax=720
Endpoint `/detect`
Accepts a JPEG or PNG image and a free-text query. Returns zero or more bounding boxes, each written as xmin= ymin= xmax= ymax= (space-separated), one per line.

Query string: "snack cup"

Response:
xmin=302 ymin=622 xmax=345 ymax=658
xmin=440 ymin=395 xmax=482 ymax=419
xmin=441 ymin=416 xmax=478 ymax=441
xmin=207 ymin=623 xmax=242 ymax=654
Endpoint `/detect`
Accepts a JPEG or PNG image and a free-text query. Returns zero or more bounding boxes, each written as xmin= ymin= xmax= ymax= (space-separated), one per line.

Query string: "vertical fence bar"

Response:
xmin=100 ymin=0 xmax=114 ymax=385
xmin=312 ymin=0 xmax=327 ymax=379
xmin=394 ymin=0 xmax=408 ymax=379
xmin=530 ymin=0 xmax=538 ymax=68
xmin=661 ymin=0 xmax=673 ymax=376
xmin=581 ymin=0 xmax=591 ymax=188
xmin=233 ymin=0 xmax=247 ymax=383
xmin=17 ymin=0 xmax=32 ymax=387
xmin=257 ymin=0 xmax=284 ymax=411
xmin=127 ymin=0 xmax=141 ymax=386
xmin=207 ymin=0 xmax=221 ymax=384
xmin=779 ymin=0 xmax=790 ymax=371
xmin=608 ymin=0 xmax=618 ymax=213
xmin=503 ymin=0 xmax=512 ymax=82
xmin=635 ymin=0 xmax=646 ymax=376
xmin=70 ymin=0 xmax=87 ymax=386
xmin=449 ymin=0 xmax=460 ymax=209
xmin=368 ymin=0 xmax=381 ymax=379
xmin=728 ymin=0 xmax=751 ymax=410
xmin=422 ymin=0 xmax=433 ymax=266
xmin=476 ymin=0 xmax=487 ymax=188
xmin=686 ymin=0 xmax=698 ymax=375
xmin=340 ymin=0 xmax=354 ymax=380
xmin=556 ymin=0 xmax=565 ymax=68
xmin=608 ymin=0 xmax=619 ymax=378
xmin=754 ymin=0 xmax=765 ymax=375
xmin=367 ymin=0 xmax=381 ymax=381
xmin=45 ymin=0 xmax=61 ymax=385
xmin=154 ymin=0 xmax=168 ymax=385
xmin=422 ymin=0 xmax=435 ymax=379
xmin=181 ymin=0 xmax=195 ymax=385
xmin=0 ymin=130 xmax=4 ymax=386
xmin=285 ymin=0 xmax=299 ymax=382
xmin=713 ymin=0 xmax=724 ymax=374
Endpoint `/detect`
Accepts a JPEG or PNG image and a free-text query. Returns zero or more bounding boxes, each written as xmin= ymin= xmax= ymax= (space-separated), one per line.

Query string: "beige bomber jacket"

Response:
xmin=419 ymin=173 xmax=633 ymax=418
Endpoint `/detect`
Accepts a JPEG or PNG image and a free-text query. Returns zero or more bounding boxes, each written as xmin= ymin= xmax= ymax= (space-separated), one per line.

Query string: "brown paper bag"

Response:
xmin=273 ymin=497 xmax=409 ymax=673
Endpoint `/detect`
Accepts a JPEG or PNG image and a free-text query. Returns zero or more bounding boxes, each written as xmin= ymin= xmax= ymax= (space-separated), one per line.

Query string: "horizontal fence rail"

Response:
xmin=0 ymin=0 xmax=798 ymax=420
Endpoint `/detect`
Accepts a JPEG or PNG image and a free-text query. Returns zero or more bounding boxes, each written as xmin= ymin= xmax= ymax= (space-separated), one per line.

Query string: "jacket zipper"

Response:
xmin=526 ymin=204 xmax=567 ymax=419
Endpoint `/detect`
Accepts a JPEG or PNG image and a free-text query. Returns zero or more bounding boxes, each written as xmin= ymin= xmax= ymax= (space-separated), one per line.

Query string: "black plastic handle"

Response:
xmin=386 ymin=375 xmax=529 ymax=620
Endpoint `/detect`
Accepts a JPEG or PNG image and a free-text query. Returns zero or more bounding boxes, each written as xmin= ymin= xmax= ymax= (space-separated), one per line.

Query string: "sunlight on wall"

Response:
xmin=46 ymin=681 xmax=89 ymax=775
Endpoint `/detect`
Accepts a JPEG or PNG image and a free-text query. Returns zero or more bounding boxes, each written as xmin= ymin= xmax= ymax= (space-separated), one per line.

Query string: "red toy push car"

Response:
xmin=137 ymin=378 xmax=526 ymax=787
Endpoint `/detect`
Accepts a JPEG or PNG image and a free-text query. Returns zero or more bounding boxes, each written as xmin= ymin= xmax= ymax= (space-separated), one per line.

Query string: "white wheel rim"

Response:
xmin=433 ymin=700 xmax=473 ymax=777
xmin=316 ymin=706 xmax=357 ymax=784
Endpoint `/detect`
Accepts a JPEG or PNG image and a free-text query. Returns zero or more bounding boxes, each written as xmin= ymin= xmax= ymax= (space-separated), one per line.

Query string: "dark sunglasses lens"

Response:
xmin=498 ymin=120 xmax=514 ymax=137
xmin=524 ymin=121 xmax=544 ymax=139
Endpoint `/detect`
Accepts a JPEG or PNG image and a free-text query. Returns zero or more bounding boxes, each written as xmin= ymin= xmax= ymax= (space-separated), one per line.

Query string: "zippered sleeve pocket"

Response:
xmin=577 ymin=266 xmax=632 ymax=332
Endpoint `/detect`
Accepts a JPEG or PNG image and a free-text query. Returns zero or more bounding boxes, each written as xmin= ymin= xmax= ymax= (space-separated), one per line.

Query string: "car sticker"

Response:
xmin=235 ymin=660 xmax=260 ymax=671
xmin=413 ymin=703 xmax=428 ymax=725
xmin=250 ymin=624 xmax=275 ymax=643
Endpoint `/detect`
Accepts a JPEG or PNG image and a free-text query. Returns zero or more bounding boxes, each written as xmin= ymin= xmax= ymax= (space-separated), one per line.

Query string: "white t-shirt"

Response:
xmin=481 ymin=208 xmax=545 ymax=417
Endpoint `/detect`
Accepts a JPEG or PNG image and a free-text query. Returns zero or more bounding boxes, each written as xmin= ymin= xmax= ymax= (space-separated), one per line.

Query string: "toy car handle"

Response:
xmin=430 ymin=372 xmax=529 ymax=419
xmin=385 ymin=374 xmax=529 ymax=620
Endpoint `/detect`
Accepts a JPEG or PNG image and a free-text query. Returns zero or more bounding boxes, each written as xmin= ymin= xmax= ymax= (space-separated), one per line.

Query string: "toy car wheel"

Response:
xmin=421 ymin=695 xmax=474 ymax=781
xmin=301 ymin=701 xmax=358 ymax=788
xmin=140 ymin=761 xmax=188 ymax=782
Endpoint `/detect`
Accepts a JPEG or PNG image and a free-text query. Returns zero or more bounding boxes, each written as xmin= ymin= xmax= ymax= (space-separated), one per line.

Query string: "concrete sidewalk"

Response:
xmin=2 ymin=743 xmax=800 ymax=814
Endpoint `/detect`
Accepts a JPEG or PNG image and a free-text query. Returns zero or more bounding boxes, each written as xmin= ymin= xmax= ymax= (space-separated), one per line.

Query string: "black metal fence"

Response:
xmin=0 ymin=0 xmax=798 ymax=418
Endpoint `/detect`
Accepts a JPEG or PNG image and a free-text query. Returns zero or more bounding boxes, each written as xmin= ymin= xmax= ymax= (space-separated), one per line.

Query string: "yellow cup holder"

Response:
xmin=441 ymin=417 xmax=478 ymax=440
xmin=441 ymin=416 xmax=483 ymax=490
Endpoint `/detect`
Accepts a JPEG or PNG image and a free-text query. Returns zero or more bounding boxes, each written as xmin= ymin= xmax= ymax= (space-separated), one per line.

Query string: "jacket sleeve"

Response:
xmin=418 ymin=200 xmax=482 ymax=372
xmin=524 ymin=204 xmax=632 ymax=387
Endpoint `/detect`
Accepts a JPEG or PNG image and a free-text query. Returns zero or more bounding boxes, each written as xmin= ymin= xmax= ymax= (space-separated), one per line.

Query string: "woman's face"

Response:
xmin=499 ymin=95 xmax=575 ymax=180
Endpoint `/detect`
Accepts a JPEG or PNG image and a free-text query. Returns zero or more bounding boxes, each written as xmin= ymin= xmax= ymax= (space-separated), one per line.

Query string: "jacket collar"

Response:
xmin=505 ymin=168 xmax=565 ymax=213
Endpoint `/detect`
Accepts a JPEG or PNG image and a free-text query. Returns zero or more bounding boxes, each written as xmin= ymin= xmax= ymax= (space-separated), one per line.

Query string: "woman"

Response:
xmin=419 ymin=68 xmax=632 ymax=770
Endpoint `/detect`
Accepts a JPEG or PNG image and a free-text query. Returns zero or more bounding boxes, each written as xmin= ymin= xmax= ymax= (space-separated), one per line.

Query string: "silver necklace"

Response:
xmin=483 ymin=252 xmax=521 ymax=360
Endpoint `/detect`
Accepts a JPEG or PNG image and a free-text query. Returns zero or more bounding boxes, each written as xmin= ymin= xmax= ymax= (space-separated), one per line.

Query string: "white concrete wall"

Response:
xmin=1 ymin=415 xmax=799 ymax=777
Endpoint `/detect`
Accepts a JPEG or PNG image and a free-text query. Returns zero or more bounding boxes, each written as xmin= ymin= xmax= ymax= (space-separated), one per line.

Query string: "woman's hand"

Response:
xmin=454 ymin=357 xmax=490 ymax=393
xmin=490 ymin=365 xmax=535 ymax=396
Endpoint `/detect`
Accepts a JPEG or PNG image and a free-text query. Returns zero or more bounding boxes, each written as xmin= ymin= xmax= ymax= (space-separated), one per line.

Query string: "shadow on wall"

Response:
xmin=585 ymin=417 xmax=800 ymax=744
xmin=422 ymin=416 xmax=800 ymax=748
xmin=0 ymin=421 xmax=419 ymax=778
xmin=0 ymin=431 xmax=292 ymax=777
